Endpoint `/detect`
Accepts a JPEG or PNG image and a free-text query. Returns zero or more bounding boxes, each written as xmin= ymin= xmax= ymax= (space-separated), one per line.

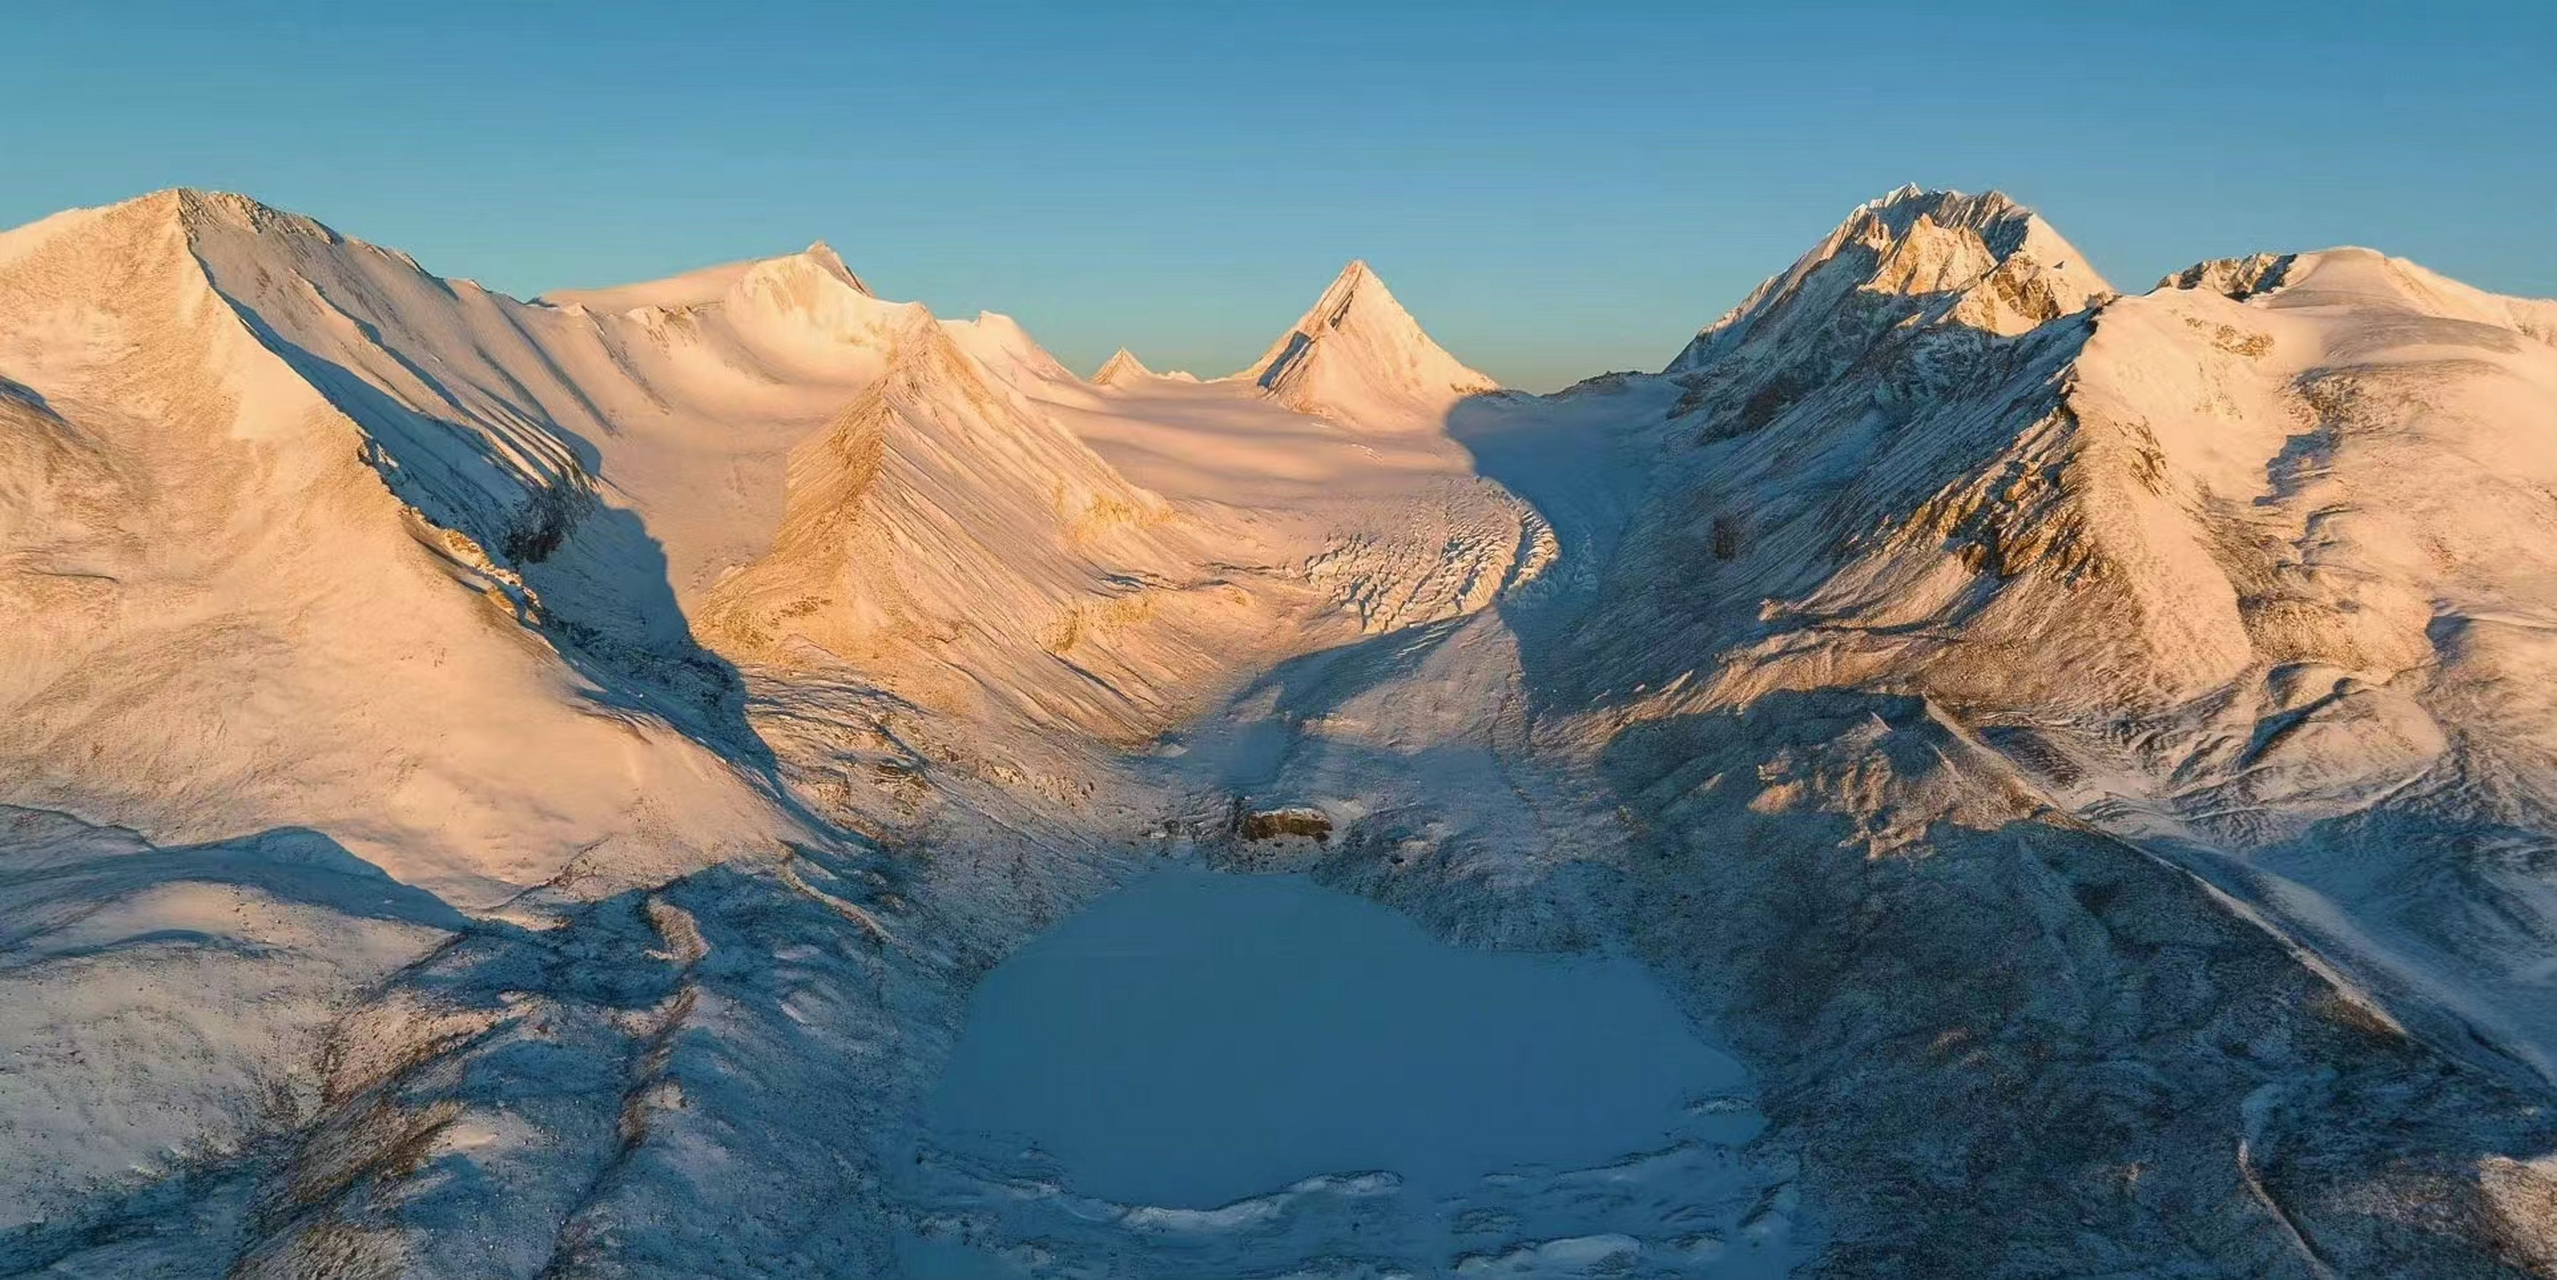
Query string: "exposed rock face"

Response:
xmin=2159 ymin=250 xmax=2300 ymax=299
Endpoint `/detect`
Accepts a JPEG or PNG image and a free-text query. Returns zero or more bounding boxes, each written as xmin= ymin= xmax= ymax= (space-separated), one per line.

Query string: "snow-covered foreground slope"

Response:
xmin=2 ymin=185 xmax=2553 ymax=1278
xmin=0 ymin=193 xmax=782 ymax=904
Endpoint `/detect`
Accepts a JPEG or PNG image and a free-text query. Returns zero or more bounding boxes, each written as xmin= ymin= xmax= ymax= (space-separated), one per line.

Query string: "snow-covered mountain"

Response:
xmin=1236 ymin=258 xmax=1499 ymax=427
xmin=1090 ymin=346 xmax=1151 ymax=385
xmin=3 ymin=185 xmax=2553 ymax=1279
xmin=1592 ymin=205 xmax=2557 ymax=1076
xmin=1562 ymin=189 xmax=2557 ymax=1276
xmin=0 ymin=191 xmax=784 ymax=904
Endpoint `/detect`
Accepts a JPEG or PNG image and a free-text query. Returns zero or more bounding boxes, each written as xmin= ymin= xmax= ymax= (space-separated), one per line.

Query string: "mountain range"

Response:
xmin=2 ymin=183 xmax=2552 ymax=1278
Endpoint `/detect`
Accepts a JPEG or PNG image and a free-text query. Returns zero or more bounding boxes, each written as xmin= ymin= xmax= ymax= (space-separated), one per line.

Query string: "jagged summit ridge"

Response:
xmin=2158 ymin=250 xmax=2299 ymax=300
xmin=1236 ymin=259 xmax=1495 ymax=426
xmin=1670 ymin=184 xmax=2111 ymax=373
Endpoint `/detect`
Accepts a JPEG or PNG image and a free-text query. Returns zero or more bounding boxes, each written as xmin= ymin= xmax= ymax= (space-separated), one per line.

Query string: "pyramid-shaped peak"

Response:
xmin=1298 ymin=258 xmax=1408 ymax=333
xmin=1092 ymin=347 xmax=1152 ymax=386
xmin=1238 ymin=258 xmax=1495 ymax=424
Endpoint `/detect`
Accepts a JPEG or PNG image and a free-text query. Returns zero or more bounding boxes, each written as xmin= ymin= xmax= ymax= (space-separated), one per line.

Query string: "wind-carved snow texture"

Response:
xmin=1 ymin=182 xmax=2553 ymax=1278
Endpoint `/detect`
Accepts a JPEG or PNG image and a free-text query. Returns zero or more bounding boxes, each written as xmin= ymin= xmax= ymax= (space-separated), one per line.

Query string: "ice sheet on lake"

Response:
xmin=900 ymin=869 xmax=1799 ymax=1278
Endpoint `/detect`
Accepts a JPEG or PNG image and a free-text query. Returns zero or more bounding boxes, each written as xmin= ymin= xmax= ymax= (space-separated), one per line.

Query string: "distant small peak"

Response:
xmin=1093 ymin=347 xmax=1152 ymax=385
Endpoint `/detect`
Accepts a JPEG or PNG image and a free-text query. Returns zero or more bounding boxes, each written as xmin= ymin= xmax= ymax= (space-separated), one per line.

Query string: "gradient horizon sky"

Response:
xmin=8 ymin=1 xmax=2551 ymax=390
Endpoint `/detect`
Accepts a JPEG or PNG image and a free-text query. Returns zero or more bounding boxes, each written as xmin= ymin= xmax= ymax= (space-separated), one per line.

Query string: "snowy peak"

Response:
xmin=1854 ymin=186 xmax=2067 ymax=265
xmin=734 ymin=242 xmax=878 ymax=315
xmin=34 ymin=188 xmax=426 ymax=285
xmin=1266 ymin=260 xmax=1455 ymax=373
xmin=1238 ymin=259 xmax=1495 ymax=426
xmin=792 ymin=240 xmax=871 ymax=296
xmin=1092 ymin=347 xmax=1152 ymax=386
xmin=1672 ymin=185 xmax=2111 ymax=372
xmin=1288 ymin=258 xmax=1387 ymax=342
xmin=544 ymin=241 xmax=876 ymax=315
xmin=2158 ymin=247 xmax=2557 ymax=344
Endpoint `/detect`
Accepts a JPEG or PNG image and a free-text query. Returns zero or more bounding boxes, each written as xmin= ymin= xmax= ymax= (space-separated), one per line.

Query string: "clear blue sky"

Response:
xmin=7 ymin=1 xmax=2551 ymax=390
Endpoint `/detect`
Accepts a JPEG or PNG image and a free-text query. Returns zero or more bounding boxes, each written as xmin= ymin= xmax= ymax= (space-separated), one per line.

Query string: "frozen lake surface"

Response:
xmin=902 ymin=868 xmax=1798 ymax=1276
